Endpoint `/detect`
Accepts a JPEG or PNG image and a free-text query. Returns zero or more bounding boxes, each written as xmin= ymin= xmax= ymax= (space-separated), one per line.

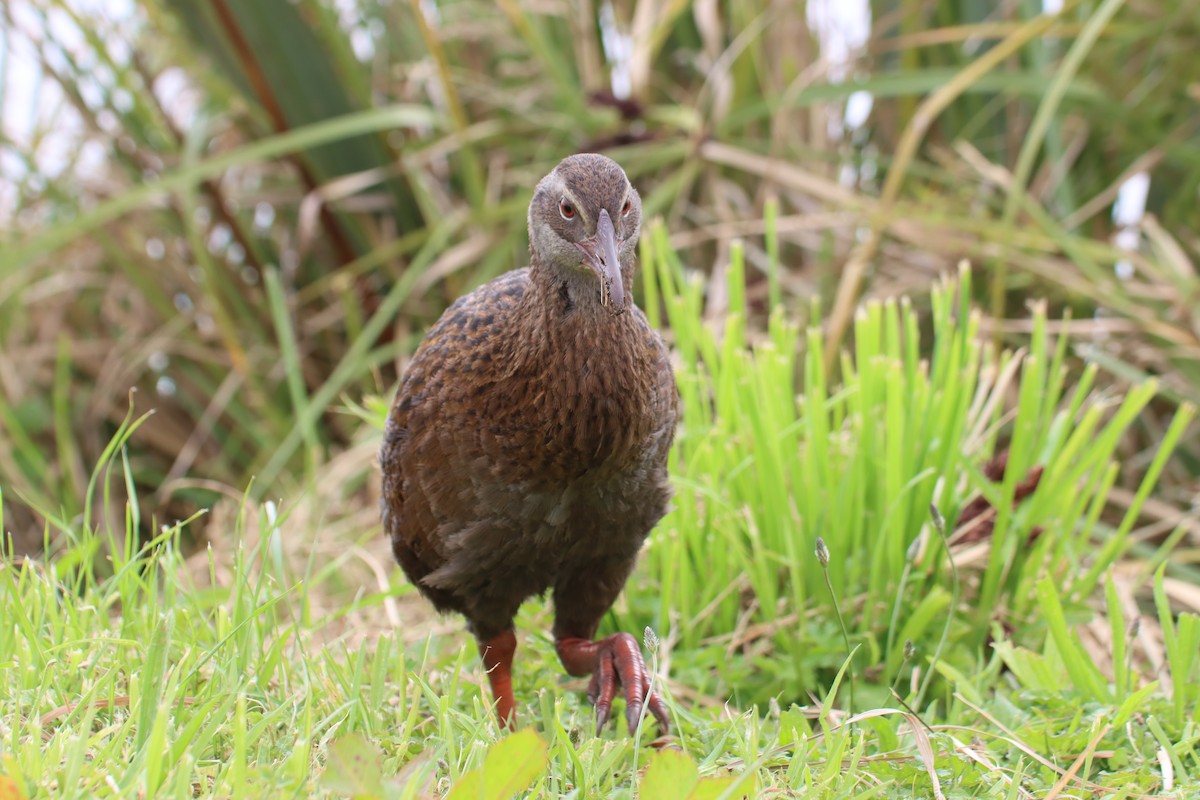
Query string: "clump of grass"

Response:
xmin=632 ymin=227 xmax=1196 ymax=709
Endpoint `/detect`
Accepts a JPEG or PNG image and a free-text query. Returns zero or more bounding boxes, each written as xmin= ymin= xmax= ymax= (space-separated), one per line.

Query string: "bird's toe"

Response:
xmin=590 ymin=632 xmax=669 ymax=736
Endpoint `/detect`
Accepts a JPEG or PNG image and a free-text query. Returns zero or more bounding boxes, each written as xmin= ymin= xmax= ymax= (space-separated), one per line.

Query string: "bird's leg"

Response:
xmin=480 ymin=630 xmax=518 ymax=728
xmin=555 ymin=632 xmax=669 ymax=735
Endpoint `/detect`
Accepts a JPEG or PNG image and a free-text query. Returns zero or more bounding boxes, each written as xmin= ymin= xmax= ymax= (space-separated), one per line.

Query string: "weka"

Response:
xmin=380 ymin=154 xmax=677 ymax=734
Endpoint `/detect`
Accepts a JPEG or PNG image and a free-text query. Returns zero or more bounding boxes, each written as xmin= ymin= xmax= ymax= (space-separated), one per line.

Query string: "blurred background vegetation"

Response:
xmin=2 ymin=0 xmax=1197 ymax=573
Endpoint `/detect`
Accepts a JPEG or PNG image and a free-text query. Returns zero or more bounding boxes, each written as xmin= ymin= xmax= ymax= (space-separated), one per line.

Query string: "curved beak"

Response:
xmin=575 ymin=208 xmax=626 ymax=315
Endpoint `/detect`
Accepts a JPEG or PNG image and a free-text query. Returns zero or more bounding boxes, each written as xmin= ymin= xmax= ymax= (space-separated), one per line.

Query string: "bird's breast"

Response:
xmin=539 ymin=368 xmax=651 ymax=477
xmin=480 ymin=336 xmax=663 ymax=485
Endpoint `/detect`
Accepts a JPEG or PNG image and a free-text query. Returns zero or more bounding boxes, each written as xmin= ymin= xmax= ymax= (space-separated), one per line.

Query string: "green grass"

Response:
xmin=630 ymin=235 xmax=1195 ymax=712
xmin=3 ymin=261 xmax=1197 ymax=797
xmin=5 ymin=482 xmax=1199 ymax=798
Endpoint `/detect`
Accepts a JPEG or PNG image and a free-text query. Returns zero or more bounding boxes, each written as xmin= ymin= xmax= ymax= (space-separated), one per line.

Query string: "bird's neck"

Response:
xmin=512 ymin=260 xmax=647 ymax=384
xmin=524 ymin=260 xmax=636 ymax=336
xmin=511 ymin=261 xmax=658 ymax=474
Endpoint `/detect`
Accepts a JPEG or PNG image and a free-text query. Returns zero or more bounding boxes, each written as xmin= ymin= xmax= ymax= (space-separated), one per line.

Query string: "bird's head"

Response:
xmin=527 ymin=153 xmax=642 ymax=316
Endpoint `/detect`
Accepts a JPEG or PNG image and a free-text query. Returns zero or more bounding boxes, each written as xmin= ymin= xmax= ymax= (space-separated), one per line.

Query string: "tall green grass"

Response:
xmin=630 ymin=228 xmax=1196 ymax=708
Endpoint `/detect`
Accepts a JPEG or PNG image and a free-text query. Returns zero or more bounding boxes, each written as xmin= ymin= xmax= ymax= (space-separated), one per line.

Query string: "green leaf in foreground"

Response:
xmin=639 ymin=750 xmax=698 ymax=800
xmin=0 ymin=775 xmax=29 ymax=800
xmin=445 ymin=729 xmax=548 ymax=800
xmin=639 ymin=750 xmax=740 ymax=800
xmin=321 ymin=734 xmax=387 ymax=799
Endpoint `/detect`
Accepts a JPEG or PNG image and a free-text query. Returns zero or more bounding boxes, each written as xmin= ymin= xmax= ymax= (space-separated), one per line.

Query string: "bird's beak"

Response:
xmin=575 ymin=208 xmax=626 ymax=316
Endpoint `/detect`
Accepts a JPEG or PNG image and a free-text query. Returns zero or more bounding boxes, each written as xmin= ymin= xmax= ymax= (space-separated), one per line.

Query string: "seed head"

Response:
xmin=815 ymin=536 xmax=830 ymax=568
xmin=929 ymin=502 xmax=946 ymax=534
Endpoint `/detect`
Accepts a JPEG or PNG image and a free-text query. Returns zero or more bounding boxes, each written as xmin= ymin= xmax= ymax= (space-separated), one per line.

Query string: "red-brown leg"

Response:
xmin=556 ymin=632 xmax=669 ymax=735
xmin=480 ymin=630 xmax=517 ymax=728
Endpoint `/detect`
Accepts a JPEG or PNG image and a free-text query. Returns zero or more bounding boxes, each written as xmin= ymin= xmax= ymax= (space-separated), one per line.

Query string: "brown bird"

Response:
xmin=380 ymin=154 xmax=677 ymax=734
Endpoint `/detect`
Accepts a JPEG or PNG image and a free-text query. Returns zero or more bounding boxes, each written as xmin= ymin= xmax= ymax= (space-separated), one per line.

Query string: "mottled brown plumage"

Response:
xmin=380 ymin=154 xmax=678 ymax=734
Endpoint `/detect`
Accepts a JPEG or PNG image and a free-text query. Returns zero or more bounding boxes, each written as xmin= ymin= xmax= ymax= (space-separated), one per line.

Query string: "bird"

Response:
xmin=380 ymin=153 xmax=678 ymax=735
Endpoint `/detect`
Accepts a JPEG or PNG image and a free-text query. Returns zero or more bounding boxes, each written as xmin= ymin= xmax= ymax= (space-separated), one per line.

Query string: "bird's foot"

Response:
xmin=556 ymin=632 xmax=669 ymax=735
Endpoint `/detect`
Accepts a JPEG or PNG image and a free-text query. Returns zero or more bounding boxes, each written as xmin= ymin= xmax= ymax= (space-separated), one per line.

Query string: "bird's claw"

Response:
xmin=587 ymin=632 xmax=670 ymax=735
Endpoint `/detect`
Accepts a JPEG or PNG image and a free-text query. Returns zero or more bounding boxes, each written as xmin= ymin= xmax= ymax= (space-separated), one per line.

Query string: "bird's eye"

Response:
xmin=622 ymin=198 xmax=632 ymax=216
xmin=559 ymin=199 xmax=575 ymax=220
